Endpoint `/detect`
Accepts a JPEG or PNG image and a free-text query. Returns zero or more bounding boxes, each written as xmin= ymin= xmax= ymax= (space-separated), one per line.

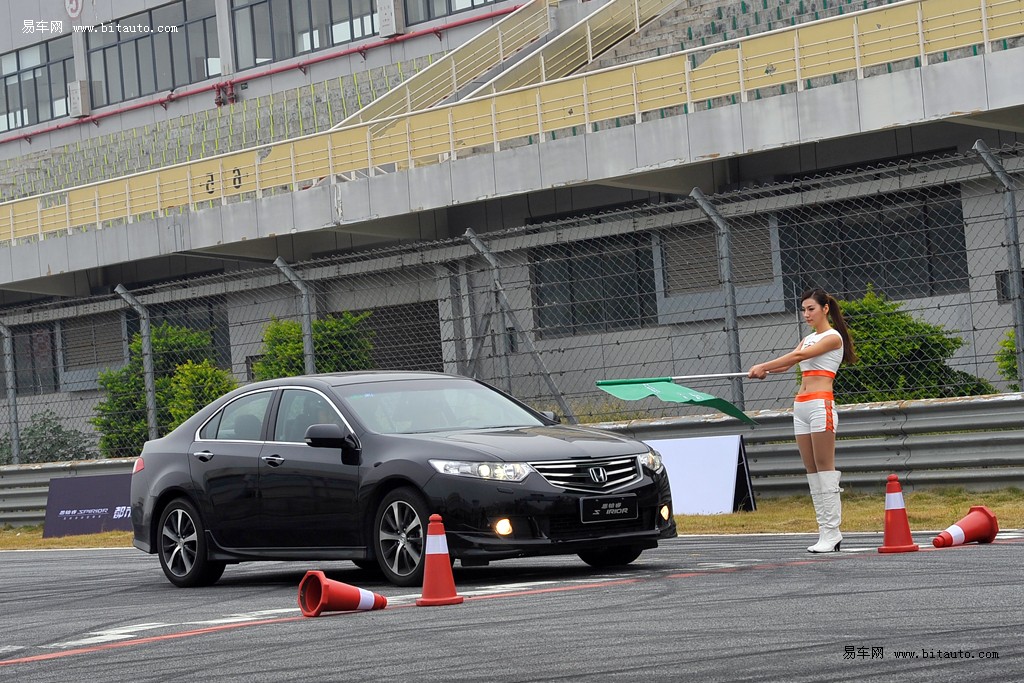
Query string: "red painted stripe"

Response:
xmin=0 ymin=617 xmax=305 ymax=667
xmin=466 ymin=578 xmax=641 ymax=600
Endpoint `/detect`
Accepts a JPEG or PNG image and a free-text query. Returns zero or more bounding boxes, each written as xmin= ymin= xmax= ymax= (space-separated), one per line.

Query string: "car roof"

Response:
xmin=323 ymin=370 xmax=465 ymax=386
xmin=248 ymin=370 xmax=467 ymax=390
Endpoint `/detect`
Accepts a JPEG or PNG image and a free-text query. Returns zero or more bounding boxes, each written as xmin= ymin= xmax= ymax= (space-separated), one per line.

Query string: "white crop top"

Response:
xmin=798 ymin=328 xmax=844 ymax=378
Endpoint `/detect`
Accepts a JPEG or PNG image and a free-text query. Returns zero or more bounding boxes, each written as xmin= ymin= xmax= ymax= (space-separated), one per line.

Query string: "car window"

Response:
xmin=212 ymin=391 xmax=272 ymax=441
xmin=198 ymin=411 xmax=222 ymax=440
xmin=273 ymin=389 xmax=345 ymax=442
xmin=334 ymin=378 xmax=544 ymax=434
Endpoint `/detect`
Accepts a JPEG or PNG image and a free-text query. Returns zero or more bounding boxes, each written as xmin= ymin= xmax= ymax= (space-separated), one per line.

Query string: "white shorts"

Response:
xmin=793 ymin=392 xmax=837 ymax=435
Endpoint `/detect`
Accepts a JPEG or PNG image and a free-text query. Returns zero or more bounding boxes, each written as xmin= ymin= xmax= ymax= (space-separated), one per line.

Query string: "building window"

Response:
xmin=405 ymin=0 xmax=496 ymax=26
xmin=995 ymin=270 xmax=1024 ymax=305
xmin=0 ymin=35 xmax=75 ymax=132
xmin=87 ymin=0 xmax=219 ymax=108
xmin=530 ymin=234 xmax=657 ymax=339
xmin=62 ymin=313 xmax=126 ymax=371
xmin=0 ymin=325 xmax=60 ymax=396
xmin=778 ymin=189 xmax=969 ymax=303
xmin=359 ymin=301 xmax=443 ymax=371
xmin=660 ymin=221 xmax=775 ymax=295
xmin=232 ymin=0 xmax=378 ymax=71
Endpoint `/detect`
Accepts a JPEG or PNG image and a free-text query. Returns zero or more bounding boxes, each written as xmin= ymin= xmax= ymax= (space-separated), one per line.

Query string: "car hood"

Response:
xmin=402 ymin=425 xmax=647 ymax=461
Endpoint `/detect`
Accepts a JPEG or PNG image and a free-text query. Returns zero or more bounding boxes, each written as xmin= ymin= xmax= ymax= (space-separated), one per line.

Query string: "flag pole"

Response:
xmin=669 ymin=372 xmax=750 ymax=381
xmin=596 ymin=372 xmax=767 ymax=387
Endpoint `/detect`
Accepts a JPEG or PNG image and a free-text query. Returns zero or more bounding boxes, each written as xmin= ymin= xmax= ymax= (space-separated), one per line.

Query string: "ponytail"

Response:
xmin=800 ymin=288 xmax=857 ymax=365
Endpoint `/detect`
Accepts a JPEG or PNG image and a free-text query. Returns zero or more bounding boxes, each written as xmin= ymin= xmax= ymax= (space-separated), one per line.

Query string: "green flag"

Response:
xmin=596 ymin=377 xmax=757 ymax=424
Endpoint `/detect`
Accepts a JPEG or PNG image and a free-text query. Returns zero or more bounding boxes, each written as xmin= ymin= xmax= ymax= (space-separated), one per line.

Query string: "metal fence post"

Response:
xmin=274 ymin=257 xmax=316 ymax=375
xmin=464 ymin=228 xmax=577 ymax=424
xmin=115 ymin=285 xmax=158 ymax=441
xmin=0 ymin=323 xmax=20 ymax=464
xmin=973 ymin=140 xmax=1024 ymax=386
xmin=689 ymin=187 xmax=745 ymax=409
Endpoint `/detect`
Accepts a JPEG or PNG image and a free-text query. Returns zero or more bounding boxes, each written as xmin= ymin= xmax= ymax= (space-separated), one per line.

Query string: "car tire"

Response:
xmin=577 ymin=545 xmax=644 ymax=568
xmin=157 ymin=498 xmax=227 ymax=588
xmin=373 ymin=487 xmax=430 ymax=587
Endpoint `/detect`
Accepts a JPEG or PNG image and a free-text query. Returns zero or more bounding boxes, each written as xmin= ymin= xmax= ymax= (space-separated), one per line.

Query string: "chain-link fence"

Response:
xmin=1 ymin=141 xmax=1021 ymax=463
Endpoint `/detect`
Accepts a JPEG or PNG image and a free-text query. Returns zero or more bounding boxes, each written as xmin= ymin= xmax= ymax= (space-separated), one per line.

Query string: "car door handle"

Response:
xmin=261 ymin=455 xmax=285 ymax=467
xmin=191 ymin=451 xmax=214 ymax=462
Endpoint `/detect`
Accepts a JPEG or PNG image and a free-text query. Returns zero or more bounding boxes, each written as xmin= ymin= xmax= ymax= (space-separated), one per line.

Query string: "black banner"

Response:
xmin=43 ymin=473 xmax=133 ymax=538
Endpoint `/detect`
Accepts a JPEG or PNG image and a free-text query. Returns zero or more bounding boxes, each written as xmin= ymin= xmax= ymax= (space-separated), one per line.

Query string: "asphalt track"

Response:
xmin=1 ymin=530 xmax=1022 ymax=682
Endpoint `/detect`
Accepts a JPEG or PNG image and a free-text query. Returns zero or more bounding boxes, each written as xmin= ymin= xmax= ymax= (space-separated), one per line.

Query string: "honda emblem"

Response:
xmin=588 ymin=466 xmax=608 ymax=484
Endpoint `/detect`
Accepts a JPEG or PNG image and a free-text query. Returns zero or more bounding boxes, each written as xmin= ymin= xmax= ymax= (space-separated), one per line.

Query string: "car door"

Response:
xmin=258 ymin=387 xmax=361 ymax=548
xmin=189 ymin=389 xmax=274 ymax=549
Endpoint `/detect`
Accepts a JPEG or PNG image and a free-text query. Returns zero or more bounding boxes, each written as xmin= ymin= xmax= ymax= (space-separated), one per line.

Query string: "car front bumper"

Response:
xmin=422 ymin=470 xmax=676 ymax=560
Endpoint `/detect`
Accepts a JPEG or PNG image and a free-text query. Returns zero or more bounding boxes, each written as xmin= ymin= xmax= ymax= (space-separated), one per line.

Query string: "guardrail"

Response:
xmin=601 ymin=392 xmax=1024 ymax=496
xmin=0 ymin=458 xmax=135 ymax=527
xmin=2 ymin=0 xmax=1020 ymax=242
xmin=2 ymin=394 xmax=1023 ymax=527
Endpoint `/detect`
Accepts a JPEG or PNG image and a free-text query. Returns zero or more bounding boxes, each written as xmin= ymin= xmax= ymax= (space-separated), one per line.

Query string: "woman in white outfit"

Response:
xmin=747 ymin=288 xmax=857 ymax=553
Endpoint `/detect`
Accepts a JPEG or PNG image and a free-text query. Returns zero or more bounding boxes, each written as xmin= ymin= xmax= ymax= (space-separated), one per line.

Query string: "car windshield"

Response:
xmin=332 ymin=378 xmax=546 ymax=434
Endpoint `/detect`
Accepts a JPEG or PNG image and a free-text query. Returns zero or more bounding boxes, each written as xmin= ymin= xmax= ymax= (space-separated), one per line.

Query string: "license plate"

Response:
xmin=580 ymin=495 xmax=638 ymax=523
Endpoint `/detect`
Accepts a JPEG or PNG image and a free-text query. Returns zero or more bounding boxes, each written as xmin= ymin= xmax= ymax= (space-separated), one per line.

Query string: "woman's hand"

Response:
xmin=748 ymin=364 xmax=769 ymax=380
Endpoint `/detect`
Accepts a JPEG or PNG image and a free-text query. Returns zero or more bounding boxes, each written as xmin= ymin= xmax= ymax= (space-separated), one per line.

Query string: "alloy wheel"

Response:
xmin=161 ymin=507 xmax=199 ymax=578
xmin=377 ymin=499 xmax=424 ymax=580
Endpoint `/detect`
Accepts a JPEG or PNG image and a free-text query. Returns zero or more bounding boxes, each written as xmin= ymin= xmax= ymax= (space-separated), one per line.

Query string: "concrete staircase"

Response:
xmin=593 ymin=0 xmax=896 ymax=68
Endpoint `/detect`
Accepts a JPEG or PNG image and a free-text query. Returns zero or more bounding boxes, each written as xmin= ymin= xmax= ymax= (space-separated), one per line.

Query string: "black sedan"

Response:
xmin=130 ymin=371 xmax=677 ymax=587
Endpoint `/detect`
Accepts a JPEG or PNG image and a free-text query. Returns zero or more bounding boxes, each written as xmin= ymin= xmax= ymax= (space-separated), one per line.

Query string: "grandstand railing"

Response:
xmin=462 ymin=0 xmax=681 ymax=97
xmin=334 ymin=0 xmax=552 ymax=127
xmin=1 ymin=0 xmax=1021 ymax=242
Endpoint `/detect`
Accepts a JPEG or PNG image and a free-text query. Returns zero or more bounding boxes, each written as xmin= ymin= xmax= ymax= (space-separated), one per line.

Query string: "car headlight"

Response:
xmin=429 ymin=459 xmax=534 ymax=482
xmin=640 ymin=449 xmax=664 ymax=474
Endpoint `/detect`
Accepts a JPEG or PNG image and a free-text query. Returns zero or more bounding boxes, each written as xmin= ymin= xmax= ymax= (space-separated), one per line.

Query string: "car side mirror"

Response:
xmin=539 ymin=410 xmax=560 ymax=423
xmin=305 ymin=423 xmax=362 ymax=465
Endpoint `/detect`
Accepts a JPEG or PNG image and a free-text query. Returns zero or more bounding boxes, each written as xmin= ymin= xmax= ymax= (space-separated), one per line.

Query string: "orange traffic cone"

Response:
xmin=932 ymin=506 xmax=999 ymax=548
xmin=416 ymin=514 xmax=464 ymax=607
xmin=877 ymin=474 xmax=919 ymax=554
xmin=297 ymin=570 xmax=387 ymax=617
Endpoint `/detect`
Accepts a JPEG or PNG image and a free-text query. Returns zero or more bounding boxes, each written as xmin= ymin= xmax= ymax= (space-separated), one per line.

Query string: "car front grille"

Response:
xmin=529 ymin=455 xmax=642 ymax=493
xmin=546 ymin=509 xmax=654 ymax=541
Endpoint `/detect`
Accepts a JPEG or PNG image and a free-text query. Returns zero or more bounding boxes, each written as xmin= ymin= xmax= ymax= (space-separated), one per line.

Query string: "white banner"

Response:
xmin=644 ymin=435 xmax=754 ymax=515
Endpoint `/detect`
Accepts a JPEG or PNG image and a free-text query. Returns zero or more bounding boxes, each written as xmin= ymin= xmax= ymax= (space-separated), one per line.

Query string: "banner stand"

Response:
xmin=732 ymin=436 xmax=756 ymax=512
xmin=644 ymin=435 xmax=756 ymax=515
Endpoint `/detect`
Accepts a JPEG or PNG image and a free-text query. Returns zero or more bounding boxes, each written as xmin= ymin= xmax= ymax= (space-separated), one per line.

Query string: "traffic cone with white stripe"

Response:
xmin=877 ymin=474 xmax=919 ymax=553
xmin=298 ymin=570 xmax=387 ymax=617
xmin=416 ymin=514 xmax=464 ymax=607
xmin=932 ymin=506 xmax=999 ymax=548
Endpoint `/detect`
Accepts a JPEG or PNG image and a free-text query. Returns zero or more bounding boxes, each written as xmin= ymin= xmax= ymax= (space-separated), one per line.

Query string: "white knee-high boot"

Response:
xmin=806 ymin=473 xmax=825 ymax=552
xmin=808 ymin=470 xmax=843 ymax=553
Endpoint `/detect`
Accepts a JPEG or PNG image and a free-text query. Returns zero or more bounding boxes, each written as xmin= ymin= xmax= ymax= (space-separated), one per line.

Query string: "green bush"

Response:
xmin=251 ymin=312 xmax=374 ymax=380
xmin=0 ymin=410 xmax=96 ymax=466
xmin=167 ymin=359 xmax=238 ymax=431
xmin=834 ymin=289 xmax=995 ymax=403
xmin=91 ymin=322 xmax=222 ymax=458
xmin=996 ymin=330 xmax=1020 ymax=391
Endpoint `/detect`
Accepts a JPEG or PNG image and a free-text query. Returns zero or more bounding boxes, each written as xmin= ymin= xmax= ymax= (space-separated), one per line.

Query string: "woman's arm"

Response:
xmin=748 ymin=333 xmax=842 ymax=379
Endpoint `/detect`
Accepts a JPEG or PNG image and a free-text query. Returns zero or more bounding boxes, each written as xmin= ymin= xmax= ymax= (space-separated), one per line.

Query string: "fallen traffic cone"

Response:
xmin=297 ymin=570 xmax=387 ymax=617
xmin=416 ymin=514 xmax=464 ymax=606
xmin=932 ymin=506 xmax=999 ymax=548
xmin=878 ymin=474 xmax=919 ymax=554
